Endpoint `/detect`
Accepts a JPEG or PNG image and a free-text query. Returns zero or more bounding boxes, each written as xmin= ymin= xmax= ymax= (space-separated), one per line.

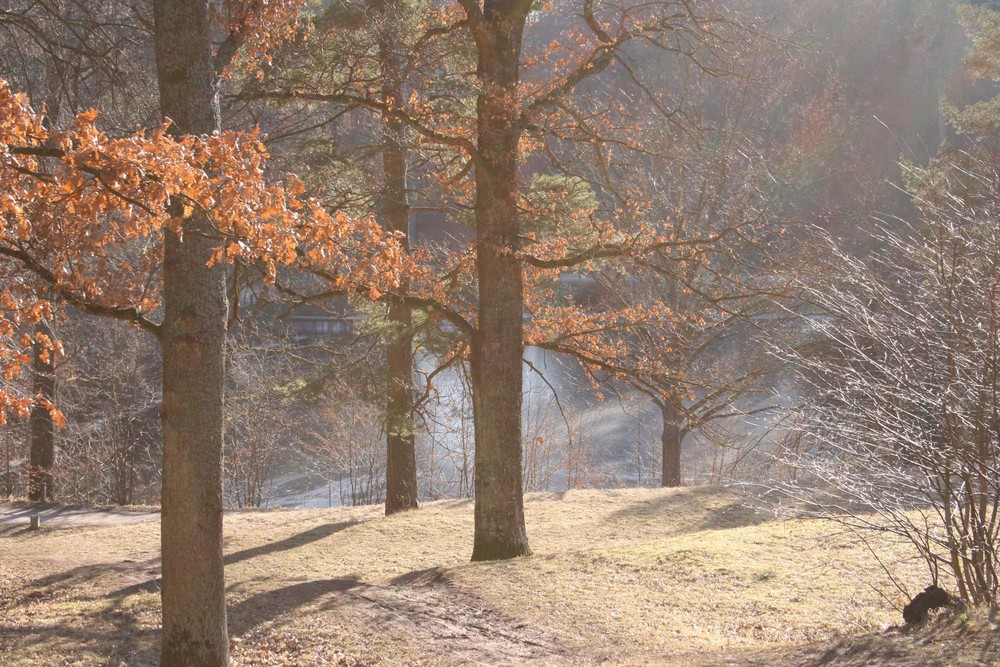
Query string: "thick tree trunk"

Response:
xmin=380 ymin=2 xmax=419 ymax=515
xmin=28 ymin=319 xmax=55 ymax=502
xmin=153 ymin=0 xmax=229 ymax=664
xmin=660 ymin=401 xmax=683 ymax=488
xmin=470 ymin=0 xmax=532 ymax=561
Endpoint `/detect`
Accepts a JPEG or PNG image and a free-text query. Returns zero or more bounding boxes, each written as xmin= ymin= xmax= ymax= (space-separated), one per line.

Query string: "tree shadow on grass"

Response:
xmin=224 ymin=520 xmax=357 ymax=567
xmin=605 ymin=485 xmax=769 ymax=533
xmin=0 ymin=502 xmax=157 ymax=525
xmin=20 ymin=555 xmax=161 ymax=595
xmin=0 ymin=621 xmax=158 ymax=664
xmin=9 ymin=520 xmax=357 ymax=604
xmin=0 ymin=588 xmax=160 ymax=665
xmin=0 ymin=502 xmax=73 ymax=522
xmin=228 ymin=577 xmax=360 ymax=636
xmin=424 ymin=497 xmax=473 ymax=510
xmin=108 ymin=520 xmax=360 ymax=598
xmin=4 ymin=520 xmax=364 ymax=664
xmin=0 ymin=524 xmax=36 ymax=537
xmin=388 ymin=566 xmax=449 ymax=586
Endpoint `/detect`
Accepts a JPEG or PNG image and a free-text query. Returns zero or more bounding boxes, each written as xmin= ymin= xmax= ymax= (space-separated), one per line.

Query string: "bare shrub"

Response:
xmin=299 ymin=393 xmax=386 ymax=507
xmin=776 ymin=162 xmax=1000 ymax=605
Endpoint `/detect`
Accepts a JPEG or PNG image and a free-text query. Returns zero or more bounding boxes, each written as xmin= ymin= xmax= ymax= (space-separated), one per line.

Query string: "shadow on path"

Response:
xmin=0 ymin=502 xmax=157 ymax=526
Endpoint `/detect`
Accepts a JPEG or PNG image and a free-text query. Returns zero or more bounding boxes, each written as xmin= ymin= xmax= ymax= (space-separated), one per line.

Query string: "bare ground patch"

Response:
xmin=227 ymin=570 xmax=568 ymax=666
xmin=0 ymin=487 xmax=987 ymax=665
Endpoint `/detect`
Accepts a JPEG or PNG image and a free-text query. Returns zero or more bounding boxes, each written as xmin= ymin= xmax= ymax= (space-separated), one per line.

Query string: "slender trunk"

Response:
xmin=153 ymin=0 xmax=229 ymax=663
xmin=660 ymin=401 xmax=683 ymax=488
xmin=28 ymin=319 xmax=55 ymax=502
xmin=379 ymin=1 xmax=419 ymax=515
xmin=385 ymin=302 xmax=418 ymax=512
xmin=470 ymin=0 xmax=532 ymax=561
xmin=4 ymin=434 xmax=11 ymax=498
xmin=28 ymin=55 xmax=64 ymax=505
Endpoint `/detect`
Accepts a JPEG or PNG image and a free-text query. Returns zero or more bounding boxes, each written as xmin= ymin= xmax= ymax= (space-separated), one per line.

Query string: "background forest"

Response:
xmin=3 ymin=0 xmax=1000 ymax=664
xmin=0 ymin=0 xmax=981 ymax=508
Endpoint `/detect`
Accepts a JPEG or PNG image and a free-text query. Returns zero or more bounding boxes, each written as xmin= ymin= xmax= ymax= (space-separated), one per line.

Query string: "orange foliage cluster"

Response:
xmin=217 ymin=0 xmax=310 ymax=78
xmin=0 ymin=291 xmax=54 ymax=424
xmin=526 ymin=295 xmax=699 ymax=401
xmin=0 ymin=77 xmax=409 ymax=422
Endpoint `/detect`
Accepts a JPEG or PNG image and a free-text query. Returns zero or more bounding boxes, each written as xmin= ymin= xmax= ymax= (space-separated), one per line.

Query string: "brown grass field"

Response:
xmin=0 ymin=486 xmax=996 ymax=665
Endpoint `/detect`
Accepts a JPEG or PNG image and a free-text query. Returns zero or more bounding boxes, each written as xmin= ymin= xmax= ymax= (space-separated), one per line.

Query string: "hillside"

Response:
xmin=0 ymin=487 xmax=993 ymax=665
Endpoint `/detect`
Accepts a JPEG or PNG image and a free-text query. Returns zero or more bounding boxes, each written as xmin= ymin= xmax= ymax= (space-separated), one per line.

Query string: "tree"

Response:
xmin=376 ymin=0 xmax=420 ymax=514
xmin=243 ymin=0 xmax=748 ymax=559
xmin=463 ymin=0 xmax=535 ymax=560
xmin=151 ymin=1 xmax=232 ymax=659
xmin=27 ymin=316 xmax=55 ymax=500
xmin=0 ymin=59 xmax=400 ymax=667
xmin=466 ymin=0 xmax=757 ymax=558
xmin=538 ymin=105 xmax=792 ymax=488
xmin=0 ymin=0 xmax=158 ymax=503
xmin=232 ymin=0 xmax=439 ymax=516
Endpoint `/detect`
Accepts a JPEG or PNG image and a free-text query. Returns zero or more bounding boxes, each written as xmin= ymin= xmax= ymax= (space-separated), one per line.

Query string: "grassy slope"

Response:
xmin=0 ymin=486 xmax=994 ymax=665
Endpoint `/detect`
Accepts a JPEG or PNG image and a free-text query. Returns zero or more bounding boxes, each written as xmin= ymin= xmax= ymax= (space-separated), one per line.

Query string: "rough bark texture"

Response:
xmin=660 ymin=401 xmax=683 ymax=488
xmin=28 ymin=319 xmax=55 ymax=502
xmin=380 ymin=0 xmax=419 ymax=515
xmin=153 ymin=0 xmax=229 ymax=664
xmin=470 ymin=0 xmax=533 ymax=561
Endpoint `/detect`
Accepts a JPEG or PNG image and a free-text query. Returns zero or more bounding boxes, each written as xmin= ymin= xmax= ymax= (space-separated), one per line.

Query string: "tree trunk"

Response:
xmin=28 ymin=54 xmax=64 ymax=505
xmin=470 ymin=0 xmax=533 ymax=561
xmin=660 ymin=401 xmax=683 ymax=488
xmin=28 ymin=319 xmax=55 ymax=502
xmin=153 ymin=0 xmax=229 ymax=664
xmin=385 ymin=302 xmax=418 ymax=513
xmin=380 ymin=0 xmax=419 ymax=515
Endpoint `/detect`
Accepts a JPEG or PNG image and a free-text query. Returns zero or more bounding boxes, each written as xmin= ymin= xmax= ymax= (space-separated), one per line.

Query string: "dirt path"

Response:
xmin=0 ymin=502 xmax=159 ymax=526
xmin=348 ymin=578 xmax=568 ymax=665
xmin=227 ymin=567 xmax=570 ymax=666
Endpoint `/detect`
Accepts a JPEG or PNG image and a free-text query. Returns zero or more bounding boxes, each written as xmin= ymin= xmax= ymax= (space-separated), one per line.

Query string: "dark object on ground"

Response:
xmin=903 ymin=585 xmax=951 ymax=625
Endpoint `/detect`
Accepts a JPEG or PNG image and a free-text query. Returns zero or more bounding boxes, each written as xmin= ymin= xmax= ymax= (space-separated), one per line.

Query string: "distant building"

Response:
xmin=287 ymin=299 xmax=358 ymax=339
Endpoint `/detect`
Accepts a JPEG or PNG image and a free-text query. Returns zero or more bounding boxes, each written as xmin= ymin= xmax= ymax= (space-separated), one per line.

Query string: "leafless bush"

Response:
xmin=522 ymin=385 xmax=569 ymax=493
xmin=417 ymin=359 xmax=475 ymax=499
xmin=776 ymin=169 xmax=1000 ymax=605
xmin=298 ymin=393 xmax=386 ymax=507
xmin=223 ymin=328 xmax=301 ymax=508
xmin=55 ymin=316 xmax=161 ymax=505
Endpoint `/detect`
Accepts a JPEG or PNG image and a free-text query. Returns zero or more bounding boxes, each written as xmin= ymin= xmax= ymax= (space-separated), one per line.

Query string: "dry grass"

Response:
xmin=0 ymin=486 xmax=992 ymax=665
